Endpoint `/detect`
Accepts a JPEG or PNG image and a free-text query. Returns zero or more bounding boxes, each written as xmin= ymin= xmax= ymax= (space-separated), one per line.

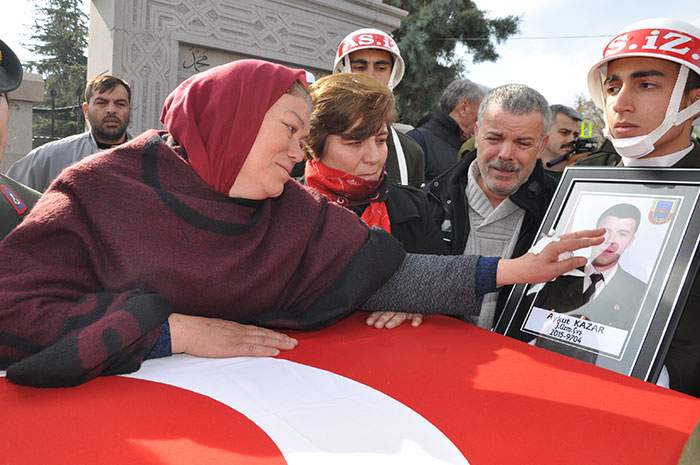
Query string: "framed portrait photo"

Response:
xmin=494 ymin=167 xmax=700 ymax=383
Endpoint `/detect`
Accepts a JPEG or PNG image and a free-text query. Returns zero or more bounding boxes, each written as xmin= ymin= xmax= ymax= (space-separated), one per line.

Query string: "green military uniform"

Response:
xmin=575 ymin=138 xmax=700 ymax=396
xmin=0 ymin=173 xmax=40 ymax=240
xmin=660 ymin=141 xmax=700 ymax=397
xmin=1 ymin=39 xmax=41 ymax=240
xmin=457 ymin=137 xmax=475 ymax=160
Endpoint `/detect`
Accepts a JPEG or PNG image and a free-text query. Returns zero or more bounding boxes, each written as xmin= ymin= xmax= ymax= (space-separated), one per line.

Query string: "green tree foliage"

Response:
xmin=384 ymin=0 xmax=520 ymax=124
xmin=24 ymin=0 xmax=88 ymax=146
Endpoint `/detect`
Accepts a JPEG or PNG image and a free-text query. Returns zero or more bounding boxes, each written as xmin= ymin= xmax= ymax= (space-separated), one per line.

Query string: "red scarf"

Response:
xmin=305 ymin=159 xmax=391 ymax=233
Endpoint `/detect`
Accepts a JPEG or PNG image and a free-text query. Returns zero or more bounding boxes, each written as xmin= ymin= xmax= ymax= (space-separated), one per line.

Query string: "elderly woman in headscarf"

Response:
xmin=0 ymin=60 xmax=601 ymax=387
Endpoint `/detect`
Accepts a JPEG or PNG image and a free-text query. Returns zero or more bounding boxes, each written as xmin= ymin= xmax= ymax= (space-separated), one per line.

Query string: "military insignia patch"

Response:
xmin=648 ymin=198 xmax=678 ymax=225
xmin=1 ymin=184 xmax=27 ymax=215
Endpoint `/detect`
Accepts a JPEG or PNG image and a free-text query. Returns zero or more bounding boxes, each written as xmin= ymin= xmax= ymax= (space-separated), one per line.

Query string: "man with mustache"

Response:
xmin=425 ymin=83 xmax=556 ymax=329
xmin=540 ymin=104 xmax=582 ymax=181
xmin=7 ymin=75 xmax=132 ymax=192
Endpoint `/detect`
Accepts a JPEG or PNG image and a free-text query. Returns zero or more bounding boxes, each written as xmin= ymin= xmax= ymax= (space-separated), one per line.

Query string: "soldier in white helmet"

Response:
xmin=579 ymin=18 xmax=700 ymax=397
xmin=578 ymin=18 xmax=700 ymax=167
xmin=333 ymin=28 xmax=425 ymax=188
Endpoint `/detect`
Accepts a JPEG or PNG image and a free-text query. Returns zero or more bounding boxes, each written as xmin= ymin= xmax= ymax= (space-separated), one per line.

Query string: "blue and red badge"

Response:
xmin=1 ymin=184 xmax=27 ymax=215
xmin=648 ymin=198 xmax=679 ymax=225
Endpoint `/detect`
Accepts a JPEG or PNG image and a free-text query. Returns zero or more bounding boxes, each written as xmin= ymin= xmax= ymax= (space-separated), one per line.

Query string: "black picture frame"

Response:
xmin=494 ymin=167 xmax=700 ymax=383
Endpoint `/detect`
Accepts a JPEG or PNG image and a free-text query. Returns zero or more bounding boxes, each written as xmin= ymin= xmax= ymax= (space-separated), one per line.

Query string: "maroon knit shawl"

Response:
xmin=0 ymin=60 xmax=405 ymax=387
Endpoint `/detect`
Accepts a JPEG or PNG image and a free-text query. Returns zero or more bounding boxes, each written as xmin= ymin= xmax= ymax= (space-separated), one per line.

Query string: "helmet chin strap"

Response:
xmin=605 ymin=66 xmax=700 ymax=158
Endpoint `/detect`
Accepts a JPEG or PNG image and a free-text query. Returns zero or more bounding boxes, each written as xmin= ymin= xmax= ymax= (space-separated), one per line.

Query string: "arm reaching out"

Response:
xmin=496 ymin=228 xmax=605 ymax=287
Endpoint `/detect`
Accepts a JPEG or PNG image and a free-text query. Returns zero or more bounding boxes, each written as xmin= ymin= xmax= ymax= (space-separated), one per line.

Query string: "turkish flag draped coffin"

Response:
xmin=2 ymin=313 xmax=700 ymax=465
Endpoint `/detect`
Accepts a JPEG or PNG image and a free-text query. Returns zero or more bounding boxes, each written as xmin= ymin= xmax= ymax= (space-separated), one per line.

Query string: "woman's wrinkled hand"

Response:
xmin=497 ymin=228 xmax=605 ymax=287
xmin=365 ymin=311 xmax=423 ymax=329
xmin=168 ymin=313 xmax=297 ymax=357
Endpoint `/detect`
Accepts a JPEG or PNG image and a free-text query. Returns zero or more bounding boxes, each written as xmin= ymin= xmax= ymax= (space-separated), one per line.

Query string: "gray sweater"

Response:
xmin=361 ymin=254 xmax=498 ymax=317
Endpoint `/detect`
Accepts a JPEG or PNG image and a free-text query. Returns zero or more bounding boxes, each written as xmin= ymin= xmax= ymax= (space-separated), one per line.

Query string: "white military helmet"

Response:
xmin=333 ymin=28 xmax=405 ymax=90
xmin=587 ymin=18 xmax=700 ymax=158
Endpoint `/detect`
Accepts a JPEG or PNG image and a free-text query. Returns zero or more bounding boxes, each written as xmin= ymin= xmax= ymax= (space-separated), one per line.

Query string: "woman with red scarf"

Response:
xmin=0 ymin=59 xmax=602 ymax=387
xmin=305 ymin=73 xmax=445 ymax=255
xmin=304 ymin=73 xmax=446 ymax=328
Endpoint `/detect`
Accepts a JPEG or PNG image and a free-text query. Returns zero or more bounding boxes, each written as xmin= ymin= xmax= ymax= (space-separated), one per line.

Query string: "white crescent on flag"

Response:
xmin=125 ymin=355 xmax=470 ymax=465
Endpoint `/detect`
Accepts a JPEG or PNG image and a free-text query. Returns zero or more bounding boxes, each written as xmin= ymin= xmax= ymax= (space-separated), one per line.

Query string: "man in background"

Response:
xmin=333 ymin=28 xmax=424 ymax=187
xmin=540 ymin=104 xmax=582 ymax=181
xmin=425 ymin=84 xmax=555 ymax=330
xmin=408 ymin=78 xmax=485 ymax=182
xmin=8 ymin=74 xmax=132 ymax=191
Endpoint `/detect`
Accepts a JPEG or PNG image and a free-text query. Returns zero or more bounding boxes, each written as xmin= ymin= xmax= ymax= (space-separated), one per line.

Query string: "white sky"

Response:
xmin=0 ymin=1 xmax=90 ymax=63
xmin=2 ymin=0 xmax=699 ymax=109
xmin=466 ymin=0 xmax=700 ymax=107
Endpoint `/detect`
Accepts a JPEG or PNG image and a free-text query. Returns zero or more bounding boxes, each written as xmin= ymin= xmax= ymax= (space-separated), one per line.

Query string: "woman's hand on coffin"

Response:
xmin=168 ymin=313 xmax=298 ymax=357
xmin=365 ymin=311 xmax=423 ymax=329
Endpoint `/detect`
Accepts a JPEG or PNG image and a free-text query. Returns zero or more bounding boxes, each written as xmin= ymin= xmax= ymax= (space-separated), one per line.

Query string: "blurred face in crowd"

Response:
xmin=590 ymin=215 xmax=637 ymax=271
xmin=451 ymin=98 xmax=482 ymax=138
xmin=349 ymin=49 xmax=393 ymax=88
xmin=83 ymin=84 xmax=131 ymax=144
xmin=230 ymin=93 xmax=310 ymax=200
xmin=543 ymin=113 xmax=580 ymax=165
xmin=603 ymin=57 xmax=700 ymax=157
xmin=320 ymin=122 xmax=389 ymax=181
xmin=474 ymin=104 xmax=547 ymax=206
xmin=0 ymin=94 xmax=8 ymax=163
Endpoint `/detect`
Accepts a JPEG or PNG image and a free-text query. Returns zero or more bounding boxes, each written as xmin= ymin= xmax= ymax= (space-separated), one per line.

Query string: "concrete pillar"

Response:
xmin=1 ymin=72 xmax=44 ymax=174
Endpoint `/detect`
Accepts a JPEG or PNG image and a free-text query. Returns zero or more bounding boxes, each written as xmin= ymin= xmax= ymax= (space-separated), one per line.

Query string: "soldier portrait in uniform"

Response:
xmin=498 ymin=168 xmax=700 ymax=380
xmin=533 ymin=202 xmax=648 ymax=332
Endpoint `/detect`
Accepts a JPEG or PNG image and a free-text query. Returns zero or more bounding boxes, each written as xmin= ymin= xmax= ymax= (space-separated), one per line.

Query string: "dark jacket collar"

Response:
xmin=673 ymin=140 xmax=700 ymax=168
xmin=425 ymin=149 xmax=556 ymax=257
xmin=421 ymin=111 xmax=463 ymax=150
xmin=385 ymin=185 xmax=422 ymax=224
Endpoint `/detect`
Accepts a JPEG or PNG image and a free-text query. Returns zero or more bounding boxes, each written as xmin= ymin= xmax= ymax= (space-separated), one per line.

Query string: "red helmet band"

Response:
xmin=336 ymin=32 xmax=399 ymax=59
xmin=603 ymin=27 xmax=700 ymax=68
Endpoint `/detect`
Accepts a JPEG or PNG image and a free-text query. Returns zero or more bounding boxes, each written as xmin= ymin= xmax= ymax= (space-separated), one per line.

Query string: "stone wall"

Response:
xmin=1 ymin=72 xmax=44 ymax=174
xmin=88 ymin=0 xmax=406 ymax=134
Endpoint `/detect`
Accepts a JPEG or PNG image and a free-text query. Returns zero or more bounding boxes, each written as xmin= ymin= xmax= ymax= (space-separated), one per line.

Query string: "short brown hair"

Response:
xmin=84 ymin=75 xmax=132 ymax=104
xmin=306 ymin=73 xmax=394 ymax=161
